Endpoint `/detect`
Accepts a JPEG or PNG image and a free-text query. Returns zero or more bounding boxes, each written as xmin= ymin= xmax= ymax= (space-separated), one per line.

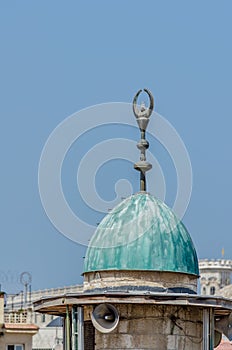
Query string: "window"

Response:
xmin=42 ymin=314 xmax=46 ymax=322
xmin=7 ymin=346 xmax=24 ymax=350
xmin=202 ymin=287 xmax=206 ymax=295
xmin=210 ymin=286 xmax=215 ymax=295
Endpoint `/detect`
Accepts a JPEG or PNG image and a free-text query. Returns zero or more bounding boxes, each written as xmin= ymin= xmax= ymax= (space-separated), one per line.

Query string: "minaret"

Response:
xmin=133 ymin=88 xmax=154 ymax=191
xmin=34 ymin=89 xmax=232 ymax=350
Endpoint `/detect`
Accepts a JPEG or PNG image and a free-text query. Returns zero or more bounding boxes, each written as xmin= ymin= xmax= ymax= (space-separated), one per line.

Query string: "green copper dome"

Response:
xmin=84 ymin=192 xmax=199 ymax=276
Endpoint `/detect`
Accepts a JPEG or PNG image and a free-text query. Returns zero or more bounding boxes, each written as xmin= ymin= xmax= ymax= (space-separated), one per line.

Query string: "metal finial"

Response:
xmin=133 ymin=88 xmax=154 ymax=192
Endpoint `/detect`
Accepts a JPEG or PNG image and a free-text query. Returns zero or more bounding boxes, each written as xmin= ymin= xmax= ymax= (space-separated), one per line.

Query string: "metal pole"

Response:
xmin=63 ymin=316 xmax=66 ymax=350
xmin=24 ymin=283 xmax=28 ymax=308
xmin=209 ymin=308 xmax=214 ymax=350
xmin=11 ymin=295 xmax=14 ymax=311
xmin=66 ymin=305 xmax=71 ymax=350
xmin=29 ymin=284 xmax=32 ymax=307
xmin=72 ymin=306 xmax=78 ymax=350
xmin=78 ymin=306 xmax=84 ymax=350
xmin=140 ymin=172 xmax=145 ymax=192
xmin=20 ymin=291 xmax=23 ymax=309
xmin=203 ymin=308 xmax=210 ymax=350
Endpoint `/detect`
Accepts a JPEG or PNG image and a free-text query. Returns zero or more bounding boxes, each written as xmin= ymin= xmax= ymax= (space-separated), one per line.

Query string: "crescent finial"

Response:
xmin=132 ymin=88 xmax=154 ymax=120
xmin=133 ymin=88 xmax=154 ymax=192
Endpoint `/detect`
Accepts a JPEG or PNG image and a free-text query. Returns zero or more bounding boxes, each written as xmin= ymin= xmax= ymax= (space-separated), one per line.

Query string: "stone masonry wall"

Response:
xmin=85 ymin=304 xmax=203 ymax=350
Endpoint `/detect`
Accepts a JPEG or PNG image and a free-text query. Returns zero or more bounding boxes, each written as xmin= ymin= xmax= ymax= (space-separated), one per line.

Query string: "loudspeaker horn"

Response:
xmin=91 ymin=303 xmax=119 ymax=333
xmin=215 ymin=312 xmax=232 ymax=341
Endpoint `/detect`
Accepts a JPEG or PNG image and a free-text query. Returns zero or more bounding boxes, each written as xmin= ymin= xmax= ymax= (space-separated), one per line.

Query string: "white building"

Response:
xmin=0 ymin=292 xmax=38 ymax=350
xmin=7 ymin=285 xmax=82 ymax=350
xmin=199 ymin=259 xmax=232 ymax=296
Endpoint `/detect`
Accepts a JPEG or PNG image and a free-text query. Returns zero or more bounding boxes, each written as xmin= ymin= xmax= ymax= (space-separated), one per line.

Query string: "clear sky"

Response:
xmin=0 ymin=1 xmax=232 ymax=293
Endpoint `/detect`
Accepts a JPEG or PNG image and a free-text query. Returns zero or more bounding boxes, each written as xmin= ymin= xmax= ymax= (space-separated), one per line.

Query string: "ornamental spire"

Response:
xmin=133 ymin=88 xmax=154 ymax=192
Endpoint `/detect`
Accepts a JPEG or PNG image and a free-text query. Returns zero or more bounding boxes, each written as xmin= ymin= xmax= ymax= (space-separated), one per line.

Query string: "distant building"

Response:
xmin=199 ymin=259 xmax=232 ymax=295
xmin=8 ymin=285 xmax=82 ymax=350
xmin=199 ymin=259 xmax=232 ymax=349
xmin=219 ymin=284 xmax=232 ymax=299
xmin=0 ymin=292 xmax=38 ymax=350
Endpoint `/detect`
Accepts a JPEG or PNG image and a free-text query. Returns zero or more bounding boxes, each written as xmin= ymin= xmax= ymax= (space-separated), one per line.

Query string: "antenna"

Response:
xmin=133 ymin=88 xmax=154 ymax=192
xmin=20 ymin=272 xmax=32 ymax=309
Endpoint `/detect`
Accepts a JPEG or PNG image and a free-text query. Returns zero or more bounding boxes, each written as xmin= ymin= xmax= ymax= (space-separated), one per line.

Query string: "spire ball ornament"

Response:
xmin=133 ymin=88 xmax=154 ymax=192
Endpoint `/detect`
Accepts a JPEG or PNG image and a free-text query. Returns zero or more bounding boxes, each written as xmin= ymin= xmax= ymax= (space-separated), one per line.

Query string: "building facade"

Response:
xmin=199 ymin=259 xmax=232 ymax=296
xmin=7 ymin=285 xmax=82 ymax=350
xmin=0 ymin=292 xmax=38 ymax=350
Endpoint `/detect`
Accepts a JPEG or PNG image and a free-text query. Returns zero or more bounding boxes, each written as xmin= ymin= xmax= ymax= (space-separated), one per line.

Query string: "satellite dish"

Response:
xmin=91 ymin=303 xmax=119 ymax=333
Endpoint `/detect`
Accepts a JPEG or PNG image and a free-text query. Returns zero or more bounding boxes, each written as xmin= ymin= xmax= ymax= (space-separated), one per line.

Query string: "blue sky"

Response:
xmin=0 ymin=1 xmax=232 ymax=292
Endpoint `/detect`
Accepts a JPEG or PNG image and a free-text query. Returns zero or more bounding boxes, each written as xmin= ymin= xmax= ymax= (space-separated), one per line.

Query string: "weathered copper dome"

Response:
xmin=84 ymin=192 xmax=199 ymax=276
